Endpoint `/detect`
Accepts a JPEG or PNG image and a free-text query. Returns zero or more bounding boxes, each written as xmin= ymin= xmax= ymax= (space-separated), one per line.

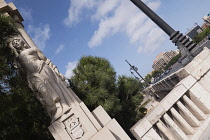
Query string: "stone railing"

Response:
xmin=130 ymin=47 xmax=210 ymax=140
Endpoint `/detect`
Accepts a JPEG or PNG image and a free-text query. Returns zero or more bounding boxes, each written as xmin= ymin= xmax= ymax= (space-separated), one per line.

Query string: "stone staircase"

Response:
xmin=155 ymin=91 xmax=210 ymax=140
xmin=130 ymin=47 xmax=210 ymax=140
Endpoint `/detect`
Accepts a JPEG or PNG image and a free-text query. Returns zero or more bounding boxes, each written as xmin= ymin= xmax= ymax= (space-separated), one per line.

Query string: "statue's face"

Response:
xmin=12 ymin=39 xmax=25 ymax=50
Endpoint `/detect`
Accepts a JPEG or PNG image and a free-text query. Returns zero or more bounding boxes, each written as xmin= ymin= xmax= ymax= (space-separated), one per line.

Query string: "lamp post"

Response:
xmin=125 ymin=60 xmax=148 ymax=86
xmin=129 ymin=0 xmax=196 ymax=66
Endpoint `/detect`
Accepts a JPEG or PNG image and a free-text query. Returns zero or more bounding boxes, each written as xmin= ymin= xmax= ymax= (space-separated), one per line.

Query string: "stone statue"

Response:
xmin=10 ymin=38 xmax=73 ymax=120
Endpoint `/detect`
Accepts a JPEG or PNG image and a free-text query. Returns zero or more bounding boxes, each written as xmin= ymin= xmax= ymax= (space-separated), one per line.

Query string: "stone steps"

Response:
xmin=154 ymin=92 xmax=210 ymax=140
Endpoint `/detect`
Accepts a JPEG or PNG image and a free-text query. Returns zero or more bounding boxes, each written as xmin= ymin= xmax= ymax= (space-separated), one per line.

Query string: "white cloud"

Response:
xmin=64 ymin=0 xmax=98 ymax=26
xmin=19 ymin=8 xmax=32 ymax=22
xmin=55 ymin=44 xmax=65 ymax=54
xmin=27 ymin=24 xmax=50 ymax=50
xmin=65 ymin=0 xmax=166 ymax=53
xmin=65 ymin=61 xmax=78 ymax=78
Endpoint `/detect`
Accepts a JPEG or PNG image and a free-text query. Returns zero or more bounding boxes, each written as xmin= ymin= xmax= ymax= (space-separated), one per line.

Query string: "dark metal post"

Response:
xmin=129 ymin=0 xmax=196 ymax=66
xmin=130 ymin=0 xmax=175 ymax=36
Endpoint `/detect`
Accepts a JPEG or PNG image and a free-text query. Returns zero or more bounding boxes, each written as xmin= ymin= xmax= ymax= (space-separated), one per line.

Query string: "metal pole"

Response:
xmin=130 ymin=0 xmax=175 ymax=36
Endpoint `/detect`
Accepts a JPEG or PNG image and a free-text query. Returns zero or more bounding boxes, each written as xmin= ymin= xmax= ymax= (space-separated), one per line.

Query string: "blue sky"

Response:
xmin=5 ymin=0 xmax=210 ymax=78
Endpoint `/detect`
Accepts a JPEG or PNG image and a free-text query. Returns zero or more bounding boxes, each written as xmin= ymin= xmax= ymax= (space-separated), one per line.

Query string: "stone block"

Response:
xmin=176 ymin=75 xmax=196 ymax=89
xmin=194 ymin=46 xmax=210 ymax=60
xmin=90 ymin=127 xmax=116 ymax=140
xmin=146 ymin=105 xmax=166 ymax=124
xmin=0 ymin=0 xmax=6 ymax=9
xmin=79 ymin=103 xmax=102 ymax=131
xmin=142 ymin=128 xmax=162 ymax=140
xmin=160 ymin=84 xmax=188 ymax=111
xmin=190 ymin=60 xmax=210 ymax=80
xmin=92 ymin=105 xmax=111 ymax=127
xmin=184 ymin=56 xmax=203 ymax=74
xmin=130 ymin=118 xmax=152 ymax=139
xmin=175 ymin=68 xmax=189 ymax=80
xmin=105 ymin=119 xmax=131 ymax=140
xmin=189 ymin=83 xmax=210 ymax=114
xmin=199 ymin=71 xmax=210 ymax=94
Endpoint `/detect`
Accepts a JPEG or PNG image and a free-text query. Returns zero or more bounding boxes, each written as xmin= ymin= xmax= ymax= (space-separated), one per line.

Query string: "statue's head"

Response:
xmin=11 ymin=38 xmax=29 ymax=51
xmin=12 ymin=39 xmax=24 ymax=50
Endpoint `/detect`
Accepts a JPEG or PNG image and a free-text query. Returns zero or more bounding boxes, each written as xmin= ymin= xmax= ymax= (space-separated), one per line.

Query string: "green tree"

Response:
xmin=0 ymin=14 xmax=53 ymax=140
xmin=144 ymin=73 xmax=152 ymax=84
xmin=70 ymin=56 xmax=121 ymax=117
xmin=151 ymin=70 xmax=162 ymax=78
xmin=117 ymin=76 xmax=146 ymax=138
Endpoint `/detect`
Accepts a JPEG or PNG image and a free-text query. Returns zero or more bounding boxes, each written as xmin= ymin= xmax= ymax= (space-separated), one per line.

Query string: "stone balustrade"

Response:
xmin=131 ymin=47 xmax=210 ymax=140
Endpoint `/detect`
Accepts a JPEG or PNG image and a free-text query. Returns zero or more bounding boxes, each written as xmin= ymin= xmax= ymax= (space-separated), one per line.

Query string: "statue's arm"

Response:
xmin=36 ymin=49 xmax=47 ymax=61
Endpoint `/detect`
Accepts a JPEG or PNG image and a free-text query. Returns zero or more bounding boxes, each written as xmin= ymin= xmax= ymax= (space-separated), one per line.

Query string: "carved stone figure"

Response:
xmin=10 ymin=38 xmax=73 ymax=120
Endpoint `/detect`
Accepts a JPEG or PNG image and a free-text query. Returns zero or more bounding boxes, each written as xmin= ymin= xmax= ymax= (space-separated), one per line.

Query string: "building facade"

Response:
xmin=185 ymin=25 xmax=203 ymax=40
xmin=202 ymin=13 xmax=210 ymax=30
xmin=152 ymin=50 xmax=179 ymax=71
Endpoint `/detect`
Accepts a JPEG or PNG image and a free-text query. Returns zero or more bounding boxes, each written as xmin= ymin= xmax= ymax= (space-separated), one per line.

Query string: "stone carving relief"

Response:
xmin=64 ymin=115 xmax=84 ymax=139
xmin=10 ymin=37 xmax=75 ymax=121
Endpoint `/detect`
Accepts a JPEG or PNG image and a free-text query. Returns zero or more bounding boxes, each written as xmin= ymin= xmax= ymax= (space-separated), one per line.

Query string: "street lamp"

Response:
xmin=125 ymin=60 xmax=149 ymax=86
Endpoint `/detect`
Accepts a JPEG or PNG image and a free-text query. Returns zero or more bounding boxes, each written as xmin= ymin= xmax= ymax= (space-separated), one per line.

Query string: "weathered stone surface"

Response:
xmin=90 ymin=127 xmax=116 ymax=140
xmin=177 ymin=101 xmax=200 ymax=127
xmin=130 ymin=118 xmax=152 ymax=139
xmin=156 ymin=120 xmax=176 ymax=140
xmin=105 ymin=119 xmax=131 ymax=140
xmin=92 ymin=105 xmax=111 ymax=127
xmin=142 ymin=128 xmax=162 ymax=140
xmin=49 ymin=121 xmax=72 ymax=140
xmin=146 ymin=105 xmax=166 ymax=124
xmin=175 ymin=68 xmax=189 ymax=80
xmin=182 ymin=95 xmax=207 ymax=120
xmin=190 ymin=60 xmax=210 ymax=80
xmin=170 ymin=107 xmax=194 ymax=135
xmin=163 ymin=113 xmax=188 ymax=140
xmin=50 ymin=103 xmax=98 ymax=140
xmin=176 ymin=75 xmax=196 ymax=89
xmin=199 ymin=71 xmax=210 ymax=95
xmin=80 ymin=102 xmax=102 ymax=131
xmin=194 ymin=47 xmax=210 ymax=60
xmin=160 ymin=84 xmax=187 ymax=111
xmin=189 ymin=83 xmax=210 ymax=114
xmin=184 ymin=56 xmax=203 ymax=74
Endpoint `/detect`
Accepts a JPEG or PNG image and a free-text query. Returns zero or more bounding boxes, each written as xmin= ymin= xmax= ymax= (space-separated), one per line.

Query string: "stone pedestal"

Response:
xmin=49 ymin=103 xmax=131 ymax=140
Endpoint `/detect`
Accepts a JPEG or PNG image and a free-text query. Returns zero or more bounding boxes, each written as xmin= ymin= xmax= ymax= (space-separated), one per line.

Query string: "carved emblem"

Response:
xmin=64 ymin=116 xmax=84 ymax=139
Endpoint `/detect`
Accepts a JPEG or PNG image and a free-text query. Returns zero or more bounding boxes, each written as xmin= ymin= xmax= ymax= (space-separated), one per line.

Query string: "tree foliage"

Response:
xmin=193 ymin=26 xmax=210 ymax=43
xmin=151 ymin=70 xmax=162 ymax=78
xmin=0 ymin=14 xmax=53 ymax=140
xmin=144 ymin=74 xmax=152 ymax=84
xmin=117 ymin=76 xmax=146 ymax=130
xmin=70 ymin=56 xmax=121 ymax=117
